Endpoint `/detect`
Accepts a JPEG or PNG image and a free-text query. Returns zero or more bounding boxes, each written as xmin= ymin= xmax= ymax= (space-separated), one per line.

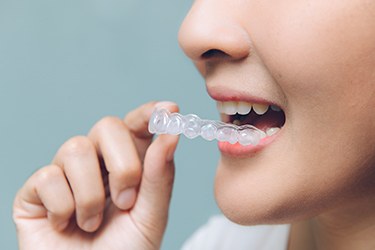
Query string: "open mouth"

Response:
xmin=147 ymin=99 xmax=286 ymax=149
xmin=217 ymin=101 xmax=286 ymax=137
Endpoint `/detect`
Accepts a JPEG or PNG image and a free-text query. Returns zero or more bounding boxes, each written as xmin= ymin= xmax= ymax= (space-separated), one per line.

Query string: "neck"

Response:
xmin=288 ymin=194 xmax=375 ymax=250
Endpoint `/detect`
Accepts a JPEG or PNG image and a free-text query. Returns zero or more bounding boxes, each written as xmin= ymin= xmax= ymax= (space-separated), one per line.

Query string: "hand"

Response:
xmin=13 ymin=102 xmax=179 ymax=250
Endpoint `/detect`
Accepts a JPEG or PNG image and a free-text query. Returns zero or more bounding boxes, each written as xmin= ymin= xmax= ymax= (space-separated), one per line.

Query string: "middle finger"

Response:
xmin=89 ymin=116 xmax=142 ymax=210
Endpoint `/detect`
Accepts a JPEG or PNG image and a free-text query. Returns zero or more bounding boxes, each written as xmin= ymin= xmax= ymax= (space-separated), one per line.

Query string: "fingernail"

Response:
xmin=155 ymin=101 xmax=177 ymax=109
xmin=116 ymin=188 xmax=137 ymax=210
xmin=82 ymin=214 xmax=101 ymax=232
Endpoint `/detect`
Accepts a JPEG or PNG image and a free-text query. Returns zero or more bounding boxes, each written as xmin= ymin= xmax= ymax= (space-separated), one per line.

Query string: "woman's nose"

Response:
xmin=178 ymin=0 xmax=252 ymax=62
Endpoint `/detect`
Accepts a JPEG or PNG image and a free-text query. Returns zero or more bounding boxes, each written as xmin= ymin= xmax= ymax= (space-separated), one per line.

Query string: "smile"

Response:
xmin=215 ymin=100 xmax=286 ymax=157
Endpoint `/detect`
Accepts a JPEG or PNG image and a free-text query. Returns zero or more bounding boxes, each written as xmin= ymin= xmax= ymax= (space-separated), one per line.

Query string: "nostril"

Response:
xmin=201 ymin=49 xmax=229 ymax=60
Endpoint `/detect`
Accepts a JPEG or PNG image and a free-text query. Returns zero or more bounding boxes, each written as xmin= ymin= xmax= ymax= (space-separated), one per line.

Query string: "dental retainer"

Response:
xmin=148 ymin=108 xmax=267 ymax=146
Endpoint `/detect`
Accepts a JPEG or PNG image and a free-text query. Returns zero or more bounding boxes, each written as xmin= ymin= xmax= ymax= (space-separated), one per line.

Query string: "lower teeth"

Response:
xmin=148 ymin=108 xmax=279 ymax=146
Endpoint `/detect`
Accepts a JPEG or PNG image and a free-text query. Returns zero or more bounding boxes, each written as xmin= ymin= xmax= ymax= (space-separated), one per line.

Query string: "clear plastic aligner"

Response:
xmin=148 ymin=108 xmax=267 ymax=146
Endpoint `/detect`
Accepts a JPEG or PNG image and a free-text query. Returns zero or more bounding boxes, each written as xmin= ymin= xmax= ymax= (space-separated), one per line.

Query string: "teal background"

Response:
xmin=0 ymin=1 xmax=220 ymax=249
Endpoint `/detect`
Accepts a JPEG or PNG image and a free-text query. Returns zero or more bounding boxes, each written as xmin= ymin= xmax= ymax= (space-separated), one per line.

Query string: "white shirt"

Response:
xmin=181 ymin=215 xmax=291 ymax=250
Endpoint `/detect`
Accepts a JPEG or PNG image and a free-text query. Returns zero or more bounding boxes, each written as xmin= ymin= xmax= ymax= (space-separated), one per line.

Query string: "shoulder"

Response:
xmin=181 ymin=215 xmax=290 ymax=250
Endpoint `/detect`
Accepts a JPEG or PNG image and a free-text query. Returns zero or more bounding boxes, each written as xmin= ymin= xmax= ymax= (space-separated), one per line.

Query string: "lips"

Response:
xmin=207 ymin=86 xmax=286 ymax=157
xmin=218 ymin=134 xmax=280 ymax=157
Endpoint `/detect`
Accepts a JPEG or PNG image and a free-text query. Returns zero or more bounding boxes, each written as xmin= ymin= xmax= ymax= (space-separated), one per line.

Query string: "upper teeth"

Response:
xmin=217 ymin=101 xmax=279 ymax=115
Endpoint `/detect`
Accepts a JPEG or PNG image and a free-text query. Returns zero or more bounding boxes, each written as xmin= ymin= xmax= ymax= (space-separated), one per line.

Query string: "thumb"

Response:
xmin=131 ymin=133 xmax=179 ymax=238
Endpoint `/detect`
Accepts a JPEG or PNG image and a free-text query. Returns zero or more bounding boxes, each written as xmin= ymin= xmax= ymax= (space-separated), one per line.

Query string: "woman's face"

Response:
xmin=179 ymin=0 xmax=375 ymax=224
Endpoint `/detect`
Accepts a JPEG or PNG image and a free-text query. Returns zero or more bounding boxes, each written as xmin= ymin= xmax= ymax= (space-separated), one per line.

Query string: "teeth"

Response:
xmin=222 ymin=101 xmax=237 ymax=115
xmin=270 ymin=105 xmax=281 ymax=112
xmin=216 ymin=102 xmax=224 ymax=113
xmin=217 ymin=101 xmax=274 ymax=116
xmin=266 ymin=127 xmax=280 ymax=136
xmin=252 ymin=104 xmax=269 ymax=115
xmin=217 ymin=101 xmax=273 ymax=116
xmin=233 ymin=119 xmax=241 ymax=126
xmin=237 ymin=101 xmax=252 ymax=115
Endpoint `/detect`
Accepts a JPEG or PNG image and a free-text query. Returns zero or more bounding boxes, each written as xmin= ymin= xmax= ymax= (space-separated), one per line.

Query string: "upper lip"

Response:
xmin=206 ymin=85 xmax=283 ymax=109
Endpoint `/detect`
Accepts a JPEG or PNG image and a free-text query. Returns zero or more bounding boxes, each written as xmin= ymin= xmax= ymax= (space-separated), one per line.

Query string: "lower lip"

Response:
xmin=218 ymin=132 xmax=280 ymax=157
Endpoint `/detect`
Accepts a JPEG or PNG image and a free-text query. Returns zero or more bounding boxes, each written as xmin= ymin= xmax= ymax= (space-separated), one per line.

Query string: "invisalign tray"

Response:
xmin=148 ymin=108 xmax=267 ymax=146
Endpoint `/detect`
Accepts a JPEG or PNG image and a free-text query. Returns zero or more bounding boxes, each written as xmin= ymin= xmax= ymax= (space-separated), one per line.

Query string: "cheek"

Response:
xmin=214 ymin=0 xmax=375 ymax=224
xmin=248 ymin=0 xmax=375 ymax=102
xmin=250 ymin=0 xmax=375 ymax=167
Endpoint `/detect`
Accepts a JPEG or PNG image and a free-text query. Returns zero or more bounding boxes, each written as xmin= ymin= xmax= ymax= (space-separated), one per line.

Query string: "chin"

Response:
xmin=213 ymin=156 xmax=332 ymax=226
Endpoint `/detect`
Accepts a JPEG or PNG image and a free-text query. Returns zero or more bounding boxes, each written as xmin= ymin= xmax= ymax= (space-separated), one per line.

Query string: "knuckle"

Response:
xmin=62 ymin=136 xmax=94 ymax=156
xmin=126 ymin=163 xmax=142 ymax=179
xmin=36 ymin=165 xmax=62 ymax=184
xmin=50 ymin=200 xmax=75 ymax=217
xmin=112 ymin=162 xmax=142 ymax=186
xmin=76 ymin=194 xmax=105 ymax=212
xmin=123 ymin=110 xmax=136 ymax=123
xmin=118 ymin=158 xmax=142 ymax=174
xmin=94 ymin=116 xmax=124 ymax=134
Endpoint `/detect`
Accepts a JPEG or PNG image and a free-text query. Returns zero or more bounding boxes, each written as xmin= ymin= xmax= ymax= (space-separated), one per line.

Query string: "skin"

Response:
xmin=13 ymin=102 xmax=180 ymax=250
xmin=179 ymin=0 xmax=375 ymax=249
xmin=13 ymin=0 xmax=375 ymax=249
